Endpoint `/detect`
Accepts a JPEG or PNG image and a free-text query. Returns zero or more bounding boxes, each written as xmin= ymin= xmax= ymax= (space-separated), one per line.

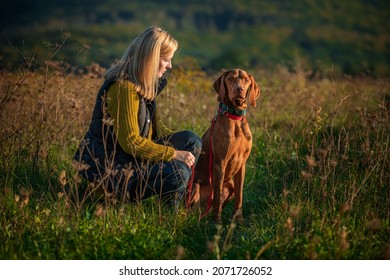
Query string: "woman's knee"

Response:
xmin=184 ymin=130 xmax=201 ymax=143
xmin=182 ymin=130 xmax=202 ymax=155
xmin=166 ymin=130 xmax=202 ymax=155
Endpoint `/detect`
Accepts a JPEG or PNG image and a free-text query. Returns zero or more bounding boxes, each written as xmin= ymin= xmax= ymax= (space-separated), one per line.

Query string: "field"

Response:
xmin=0 ymin=59 xmax=389 ymax=260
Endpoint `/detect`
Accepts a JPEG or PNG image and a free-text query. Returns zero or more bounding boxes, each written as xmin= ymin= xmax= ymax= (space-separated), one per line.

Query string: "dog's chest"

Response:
xmin=234 ymin=121 xmax=251 ymax=141
xmin=216 ymin=119 xmax=252 ymax=158
xmin=230 ymin=126 xmax=252 ymax=159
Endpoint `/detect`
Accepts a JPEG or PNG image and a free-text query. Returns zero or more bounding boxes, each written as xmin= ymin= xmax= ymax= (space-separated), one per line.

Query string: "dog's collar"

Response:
xmin=218 ymin=102 xmax=246 ymax=120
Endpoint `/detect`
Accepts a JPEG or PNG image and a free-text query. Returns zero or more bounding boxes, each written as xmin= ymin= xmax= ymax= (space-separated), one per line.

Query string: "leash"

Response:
xmin=199 ymin=114 xmax=216 ymax=218
xmin=185 ymin=165 xmax=195 ymax=209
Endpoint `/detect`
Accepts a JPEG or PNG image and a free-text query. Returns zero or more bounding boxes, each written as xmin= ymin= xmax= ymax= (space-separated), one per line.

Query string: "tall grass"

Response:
xmin=0 ymin=55 xmax=389 ymax=259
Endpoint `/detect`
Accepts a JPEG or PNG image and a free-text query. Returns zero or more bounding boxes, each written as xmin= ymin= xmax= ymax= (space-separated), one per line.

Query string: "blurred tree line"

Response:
xmin=0 ymin=0 xmax=389 ymax=76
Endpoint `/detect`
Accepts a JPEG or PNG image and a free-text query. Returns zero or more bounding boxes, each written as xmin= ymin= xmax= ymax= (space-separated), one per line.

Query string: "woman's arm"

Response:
xmin=107 ymin=81 xmax=175 ymax=162
xmin=153 ymin=107 xmax=174 ymax=138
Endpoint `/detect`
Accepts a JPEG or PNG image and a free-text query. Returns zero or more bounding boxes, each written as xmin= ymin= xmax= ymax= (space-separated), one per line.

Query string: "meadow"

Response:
xmin=0 ymin=58 xmax=389 ymax=260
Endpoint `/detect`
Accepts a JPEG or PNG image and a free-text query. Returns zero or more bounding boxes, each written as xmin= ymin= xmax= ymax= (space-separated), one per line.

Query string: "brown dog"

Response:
xmin=191 ymin=69 xmax=260 ymax=223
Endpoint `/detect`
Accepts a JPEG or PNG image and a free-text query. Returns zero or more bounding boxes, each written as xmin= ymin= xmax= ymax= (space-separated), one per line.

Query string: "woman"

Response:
xmin=73 ymin=26 xmax=201 ymax=207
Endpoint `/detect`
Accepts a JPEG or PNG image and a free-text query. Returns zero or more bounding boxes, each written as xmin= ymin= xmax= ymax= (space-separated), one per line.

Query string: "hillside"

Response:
xmin=0 ymin=0 xmax=389 ymax=75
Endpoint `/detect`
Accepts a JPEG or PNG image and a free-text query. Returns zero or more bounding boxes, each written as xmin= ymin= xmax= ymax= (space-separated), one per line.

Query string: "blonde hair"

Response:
xmin=105 ymin=26 xmax=178 ymax=99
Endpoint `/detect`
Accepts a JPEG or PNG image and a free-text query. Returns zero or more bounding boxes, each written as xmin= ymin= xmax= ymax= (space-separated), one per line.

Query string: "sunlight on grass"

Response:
xmin=0 ymin=55 xmax=389 ymax=260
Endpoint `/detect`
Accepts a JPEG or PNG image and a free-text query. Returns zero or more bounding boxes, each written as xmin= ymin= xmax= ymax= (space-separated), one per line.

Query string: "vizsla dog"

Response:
xmin=191 ymin=69 xmax=260 ymax=223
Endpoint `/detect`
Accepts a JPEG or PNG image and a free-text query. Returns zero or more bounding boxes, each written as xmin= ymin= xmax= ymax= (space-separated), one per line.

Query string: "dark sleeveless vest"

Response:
xmin=73 ymin=78 xmax=167 ymax=182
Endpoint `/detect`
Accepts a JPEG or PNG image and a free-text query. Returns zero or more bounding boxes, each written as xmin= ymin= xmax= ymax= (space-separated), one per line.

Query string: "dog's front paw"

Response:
xmin=189 ymin=183 xmax=200 ymax=206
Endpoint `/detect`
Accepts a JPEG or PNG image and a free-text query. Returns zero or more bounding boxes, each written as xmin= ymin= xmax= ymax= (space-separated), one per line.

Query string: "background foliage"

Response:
xmin=1 ymin=0 xmax=389 ymax=75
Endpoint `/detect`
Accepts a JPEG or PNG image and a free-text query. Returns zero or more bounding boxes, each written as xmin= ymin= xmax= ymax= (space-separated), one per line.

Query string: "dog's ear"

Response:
xmin=213 ymin=71 xmax=229 ymax=102
xmin=248 ymin=74 xmax=261 ymax=107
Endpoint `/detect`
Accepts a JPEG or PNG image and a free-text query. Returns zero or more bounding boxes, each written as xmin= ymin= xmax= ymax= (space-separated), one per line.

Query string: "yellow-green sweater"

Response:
xmin=106 ymin=80 xmax=175 ymax=162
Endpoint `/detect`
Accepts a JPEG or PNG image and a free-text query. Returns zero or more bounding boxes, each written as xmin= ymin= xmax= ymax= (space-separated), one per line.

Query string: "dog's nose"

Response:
xmin=236 ymin=86 xmax=243 ymax=93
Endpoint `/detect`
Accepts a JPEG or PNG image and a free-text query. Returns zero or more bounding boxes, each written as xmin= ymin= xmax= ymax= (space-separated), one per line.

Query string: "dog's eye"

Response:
xmin=228 ymin=77 xmax=234 ymax=82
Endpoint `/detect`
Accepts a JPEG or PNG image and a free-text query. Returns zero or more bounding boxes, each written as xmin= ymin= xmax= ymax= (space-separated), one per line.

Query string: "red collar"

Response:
xmin=218 ymin=107 xmax=245 ymax=121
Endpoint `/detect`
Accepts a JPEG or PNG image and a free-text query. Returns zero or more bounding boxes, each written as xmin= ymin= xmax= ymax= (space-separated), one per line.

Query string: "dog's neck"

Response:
xmin=218 ymin=102 xmax=246 ymax=120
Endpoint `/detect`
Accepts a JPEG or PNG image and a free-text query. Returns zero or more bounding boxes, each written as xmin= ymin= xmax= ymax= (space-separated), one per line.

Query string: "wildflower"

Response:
xmin=95 ymin=205 xmax=105 ymax=217
xmin=301 ymin=170 xmax=311 ymax=180
xmin=340 ymin=226 xmax=350 ymax=251
xmin=119 ymin=207 xmax=125 ymax=217
xmin=176 ymin=245 xmax=185 ymax=260
xmin=102 ymin=117 xmax=114 ymax=127
xmin=72 ymin=160 xmax=90 ymax=171
xmin=73 ymin=174 xmax=82 ymax=184
xmin=366 ymin=218 xmax=381 ymax=232
xmin=311 ymin=105 xmax=323 ymax=130
xmin=122 ymin=166 xmax=134 ymax=181
xmin=44 ymin=208 xmax=51 ymax=216
xmin=306 ymin=155 xmax=317 ymax=168
xmin=21 ymin=188 xmax=30 ymax=204
xmin=285 ymin=217 xmax=294 ymax=234
xmin=58 ymin=170 xmax=67 ymax=186
xmin=2 ymin=187 xmax=10 ymax=195
xmin=339 ymin=203 xmax=351 ymax=215
xmin=59 ymin=216 xmax=65 ymax=226
xmin=282 ymin=201 xmax=289 ymax=212
xmin=319 ymin=149 xmax=328 ymax=160
xmin=105 ymin=167 xmax=118 ymax=177
xmin=290 ymin=205 xmax=301 ymax=218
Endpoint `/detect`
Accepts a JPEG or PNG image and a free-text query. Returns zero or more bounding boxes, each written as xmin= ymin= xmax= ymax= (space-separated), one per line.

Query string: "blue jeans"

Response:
xmin=123 ymin=130 xmax=202 ymax=201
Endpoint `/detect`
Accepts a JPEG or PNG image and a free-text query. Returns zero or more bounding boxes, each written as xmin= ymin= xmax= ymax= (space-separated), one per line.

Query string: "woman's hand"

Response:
xmin=173 ymin=150 xmax=195 ymax=168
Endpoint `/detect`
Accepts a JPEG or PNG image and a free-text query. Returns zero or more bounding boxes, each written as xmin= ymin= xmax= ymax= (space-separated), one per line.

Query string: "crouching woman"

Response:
xmin=73 ymin=26 xmax=201 ymax=207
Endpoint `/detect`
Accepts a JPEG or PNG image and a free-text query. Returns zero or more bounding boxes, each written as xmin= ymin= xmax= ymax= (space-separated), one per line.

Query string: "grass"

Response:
xmin=0 ymin=56 xmax=389 ymax=260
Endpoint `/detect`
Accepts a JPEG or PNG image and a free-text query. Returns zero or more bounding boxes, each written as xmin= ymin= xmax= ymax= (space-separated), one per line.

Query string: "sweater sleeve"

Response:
xmin=107 ymin=81 xmax=175 ymax=162
xmin=154 ymin=107 xmax=174 ymax=138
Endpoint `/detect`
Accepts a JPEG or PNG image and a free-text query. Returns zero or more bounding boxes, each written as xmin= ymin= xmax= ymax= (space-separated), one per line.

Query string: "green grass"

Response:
xmin=0 ymin=58 xmax=389 ymax=260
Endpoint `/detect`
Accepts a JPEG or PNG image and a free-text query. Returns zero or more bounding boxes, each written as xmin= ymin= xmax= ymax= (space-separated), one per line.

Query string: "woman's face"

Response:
xmin=158 ymin=50 xmax=175 ymax=78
